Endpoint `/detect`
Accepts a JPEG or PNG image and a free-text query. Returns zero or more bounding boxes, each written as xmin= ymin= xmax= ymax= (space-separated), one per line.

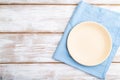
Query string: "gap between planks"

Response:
xmin=0 ymin=3 xmax=120 ymax=6
xmin=0 ymin=62 xmax=119 ymax=64
xmin=0 ymin=32 xmax=63 ymax=34
xmin=0 ymin=62 xmax=61 ymax=64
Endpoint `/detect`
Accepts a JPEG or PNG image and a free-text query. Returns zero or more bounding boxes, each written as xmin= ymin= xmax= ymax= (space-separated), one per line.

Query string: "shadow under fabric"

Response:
xmin=53 ymin=1 xmax=120 ymax=79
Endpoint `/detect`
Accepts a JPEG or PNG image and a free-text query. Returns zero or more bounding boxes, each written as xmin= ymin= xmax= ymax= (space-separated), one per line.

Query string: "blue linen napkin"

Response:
xmin=53 ymin=1 xmax=120 ymax=79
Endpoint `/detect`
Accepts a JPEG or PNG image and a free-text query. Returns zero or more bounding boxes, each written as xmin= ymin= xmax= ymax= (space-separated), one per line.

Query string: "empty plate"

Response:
xmin=67 ymin=21 xmax=112 ymax=66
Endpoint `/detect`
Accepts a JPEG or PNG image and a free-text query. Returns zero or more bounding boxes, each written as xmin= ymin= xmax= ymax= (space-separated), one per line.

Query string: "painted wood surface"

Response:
xmin=1 ymin=63 xmax=120 ymax=80
xmin=0 ymin=34 xmax=120 ymax=63
xmin=0 ymin=0 xmax=120 ymax=80
xmin=0 ymin=0 xmax=120 ymax=4
xmin=0 ymin=5 xmax=120 ymax=32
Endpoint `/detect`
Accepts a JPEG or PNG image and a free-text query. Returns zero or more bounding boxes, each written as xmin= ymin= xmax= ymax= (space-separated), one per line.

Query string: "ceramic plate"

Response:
xmin=67 ymin=21 xmax=112 ymax=66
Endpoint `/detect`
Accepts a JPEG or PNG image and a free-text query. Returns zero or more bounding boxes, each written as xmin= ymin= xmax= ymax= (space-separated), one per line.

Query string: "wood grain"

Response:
xmin=0 ymin=34 xmax=119 ymax=63
xmin=0 ymin=5 xmax=120 ymax=32
xmin=0 ymin=0 xmax=120 ymax=4
xmin=0 ymin=5 xmax=74 ymax=32
xmin=0 ymin=34 xmax=61 ymax=63
xmin=0 ymin=63 xmax=120 ymax=80
xmin=0 ymin=0 xmax=120 ymax=80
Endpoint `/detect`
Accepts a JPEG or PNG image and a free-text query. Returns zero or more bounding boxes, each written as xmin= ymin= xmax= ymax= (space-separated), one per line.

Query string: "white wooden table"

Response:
xmin=0 ymin=0 xmax=120 ymax=80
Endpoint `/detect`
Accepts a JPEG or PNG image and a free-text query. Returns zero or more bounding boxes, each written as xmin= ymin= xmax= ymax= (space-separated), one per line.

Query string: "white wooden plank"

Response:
xmin=0 ymin=34 xmax=119 ymax=63
xmin=0 ymin=0 xmax=120 ymax=4
xmin=0 ymin=34 xmax=61 ymax=63
xmin=113 ymin=47 xmax=120 ymax=62
xmin=0 ymin=5 xmax=120 ymax=32
xmin=0 ymin=5 xmax=74 ymax=32
xmin=0 ymin=63 xmax=120 ymax=80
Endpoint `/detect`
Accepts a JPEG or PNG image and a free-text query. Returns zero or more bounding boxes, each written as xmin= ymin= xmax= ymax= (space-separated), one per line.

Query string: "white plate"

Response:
xmin=67 ymin=21 xmax=112 ymax=66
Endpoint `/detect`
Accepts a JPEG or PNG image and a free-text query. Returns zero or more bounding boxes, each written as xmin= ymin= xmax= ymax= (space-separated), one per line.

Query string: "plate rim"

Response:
xmin=67 ymin=21 xmax=112 ymax=66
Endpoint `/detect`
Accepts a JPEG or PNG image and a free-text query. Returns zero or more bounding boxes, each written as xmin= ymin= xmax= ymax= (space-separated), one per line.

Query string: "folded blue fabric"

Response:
xmin=53 ymin=1 xmax=120 ymax=79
